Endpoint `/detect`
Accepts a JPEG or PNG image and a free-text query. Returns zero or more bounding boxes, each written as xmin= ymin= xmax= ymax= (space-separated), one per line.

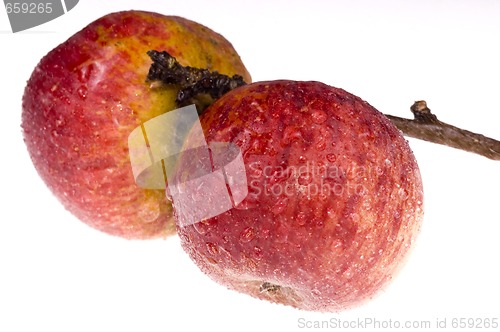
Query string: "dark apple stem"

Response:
xmin=146 ymin=50 xmax=246 ymax=112
xmin=259 ymin=282 xmax=281 ymax=294
xmin=146 ymin=50 xmax=500 ymax=161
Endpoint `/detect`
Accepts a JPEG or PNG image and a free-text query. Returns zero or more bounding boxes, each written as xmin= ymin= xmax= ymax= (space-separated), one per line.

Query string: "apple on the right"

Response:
xmin=174 ymin=80 xmax=424 ymax=312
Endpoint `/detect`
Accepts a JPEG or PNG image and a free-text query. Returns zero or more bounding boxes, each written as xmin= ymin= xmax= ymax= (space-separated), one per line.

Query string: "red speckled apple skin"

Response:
xmin=176 ymin=80 xmax=423 ymax=311
xmin=22 ymin=11 xmax=250 ymax=239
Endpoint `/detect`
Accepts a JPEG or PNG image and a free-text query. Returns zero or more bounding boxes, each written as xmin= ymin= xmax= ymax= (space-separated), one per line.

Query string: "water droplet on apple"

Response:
xmin=331 ymin=238 xmax=343 ymax=250
xmin=315 ymin=134 xmax=326 ymax=151
xmin=234 ymin=129 xmax=252 ymax=151
xmin=244 ymin=256 xmax=257 ymax=271
xmin=251 ymin=116 xmax=271 ymax=134
xmin=274 ymin=221 xmax=290 ymax=243
xmin=260 ymin=228 xmax=270 ymax=240
xmin=253 ymin=246 xmax=263 ymax=260
xmin=271 ymin=196 xmax=289 ymax=215
xmin=316 ymin=141 xmax=326 ymax=151
xmin=240 ymin=227 xmax=255 ymax=243
xmin=311 ymin=110 xmax=327 ymax=124
xmin=311 ymin=288 xmax=322 ymax=296
xmin=77 ymin=86 xmax=88 ymax=99
xmin=281 ymin=126 xmax=303 ymax=146
xmin=218 ymin=246 xmax=234 ymax=263
xmin=246 ymin=137 xmax=266 ymax=155
xmin=296 ymin=211 xmax=307 ymax=226
xmin=61 ymin=96 xmax=71 ymax=105
xmin=77 ymin=63 xmax=94 ymax=83
xmin=326 ymin=154 xmax=337 ymax=162
xmin=206 ymin=242 xmax=219 ymax=255
xmin=292 ymin=243 xmax=303 ymax=253
xmin=315 ymin=219 xmax=325 ymax=228
xmin=297 ymin=171 xmax=313 ymax=186
xmin=138 ymin=200 xmax=160 ymax=223
xmin=55 ymin=117 xmax=65 ymax=127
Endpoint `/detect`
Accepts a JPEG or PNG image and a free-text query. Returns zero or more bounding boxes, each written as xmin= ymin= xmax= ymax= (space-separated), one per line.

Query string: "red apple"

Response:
xmin=21 ymin=11 xmax=251 ymax=239
xmin=175 ymin=80 xmax=424 ymax=311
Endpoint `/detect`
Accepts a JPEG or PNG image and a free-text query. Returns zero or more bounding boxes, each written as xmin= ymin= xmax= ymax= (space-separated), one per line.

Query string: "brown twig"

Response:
xmin=146 ymin=50 xmax=500 ymax=161
xmin=386 ymin=101 xmax=500 ymax=160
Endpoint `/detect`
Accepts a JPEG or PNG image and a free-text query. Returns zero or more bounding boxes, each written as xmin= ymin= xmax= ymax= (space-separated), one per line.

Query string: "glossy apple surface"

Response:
xmin=22 ymin=10 xmax=251 ymax=239
xmin=175 ymin=80 xmax=423 ymax=311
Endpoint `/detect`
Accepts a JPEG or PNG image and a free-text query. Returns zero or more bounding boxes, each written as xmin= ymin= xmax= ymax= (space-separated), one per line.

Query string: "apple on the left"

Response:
xmin=21 ymin=10 xmax=251 ymax=239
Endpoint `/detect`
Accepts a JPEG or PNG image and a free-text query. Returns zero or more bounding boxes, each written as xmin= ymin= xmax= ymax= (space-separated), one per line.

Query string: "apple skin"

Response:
xmin=175 ymin=80 xmax=424 ymax=311
xmin=21 ymin=11 xmax=251 ymax=239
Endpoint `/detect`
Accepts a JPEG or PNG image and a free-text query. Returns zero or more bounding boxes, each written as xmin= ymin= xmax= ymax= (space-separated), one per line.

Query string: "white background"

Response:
xmin=1 ymin=1 xmax=499 ymax=331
